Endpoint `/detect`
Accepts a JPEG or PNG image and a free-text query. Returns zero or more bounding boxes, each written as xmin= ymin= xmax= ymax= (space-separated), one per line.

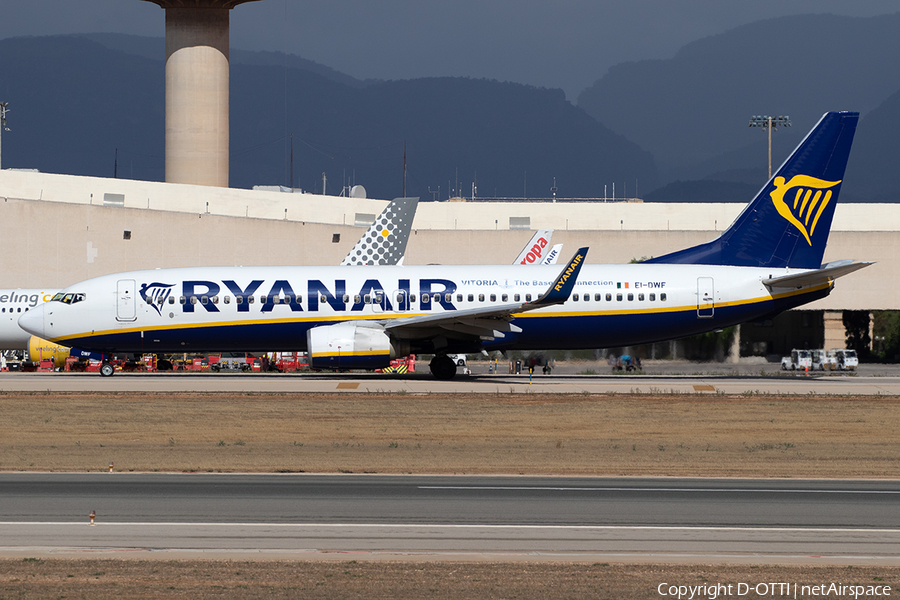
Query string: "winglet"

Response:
xmin=530 ymin=247 xmax=588 ymax=307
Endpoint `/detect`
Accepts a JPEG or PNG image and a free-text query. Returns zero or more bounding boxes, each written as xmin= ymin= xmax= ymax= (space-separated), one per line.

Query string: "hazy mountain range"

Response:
xmin=1 ymin=13 xmax=898 ymax=202
xmin=578 ymin=12 xmax=900 ymax=202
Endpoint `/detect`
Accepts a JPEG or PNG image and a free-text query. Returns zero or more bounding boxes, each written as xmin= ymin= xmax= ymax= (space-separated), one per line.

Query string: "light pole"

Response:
xmin=749 ymin=115 xmax=791 ymax=179
xmin=0 ymin=102 xmax=9 ymax=170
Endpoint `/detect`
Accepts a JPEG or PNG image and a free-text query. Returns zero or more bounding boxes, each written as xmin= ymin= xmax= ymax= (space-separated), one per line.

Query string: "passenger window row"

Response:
xmin=148 ymin=291 xmax=668 ymax=307
xmin=571 ymin=292 xmax=667 ymax=302
xmin=153 ymin=294 xmax=397 ymax=306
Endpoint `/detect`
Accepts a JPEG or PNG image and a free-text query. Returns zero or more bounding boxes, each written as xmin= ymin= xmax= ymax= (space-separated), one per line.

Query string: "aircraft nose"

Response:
xmin=18 ymin=304 xmax=46 ymax=339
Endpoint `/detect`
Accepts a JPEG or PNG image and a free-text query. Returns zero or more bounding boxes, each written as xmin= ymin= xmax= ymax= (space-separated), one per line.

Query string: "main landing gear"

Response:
xmin=99 ymin=362 xmax=115 ymax=377
xmin=429 ymin=355 xmax=457 ymax=380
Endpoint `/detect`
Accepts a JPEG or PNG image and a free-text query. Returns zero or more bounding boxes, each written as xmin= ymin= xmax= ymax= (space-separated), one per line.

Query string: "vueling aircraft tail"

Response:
xmin=340 ymin=197 xmax=418 ymax=266
xmin=646 ymin=111 xmax=859 ymax=269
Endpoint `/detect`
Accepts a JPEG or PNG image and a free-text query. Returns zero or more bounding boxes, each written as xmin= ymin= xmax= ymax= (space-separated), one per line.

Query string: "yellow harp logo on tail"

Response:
xmin=769 ymin=175 xmax=841 ymax=245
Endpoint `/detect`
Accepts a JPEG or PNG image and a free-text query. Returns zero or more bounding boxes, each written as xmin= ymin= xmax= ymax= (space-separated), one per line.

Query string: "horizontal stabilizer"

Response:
xmin=763 ymin=261 xmax=874 ymax=288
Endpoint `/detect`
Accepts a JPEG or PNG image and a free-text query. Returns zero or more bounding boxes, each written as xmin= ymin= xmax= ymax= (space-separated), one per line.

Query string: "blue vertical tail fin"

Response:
xmin=646 ymin=111 xmax=858 ymax=269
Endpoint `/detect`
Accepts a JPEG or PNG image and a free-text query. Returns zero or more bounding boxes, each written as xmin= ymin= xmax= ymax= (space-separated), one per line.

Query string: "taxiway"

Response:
xmin=2 ymin=371 xmax=899 ymax=395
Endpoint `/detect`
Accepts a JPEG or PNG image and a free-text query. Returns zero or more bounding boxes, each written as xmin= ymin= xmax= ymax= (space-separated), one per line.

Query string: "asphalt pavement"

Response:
xmin=1 ymin=474 xmax=899 ymax=563
xmin=1 ymin=365 xmax=899 ymax=395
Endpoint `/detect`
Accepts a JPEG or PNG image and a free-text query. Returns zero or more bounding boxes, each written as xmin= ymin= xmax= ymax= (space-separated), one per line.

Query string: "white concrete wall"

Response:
xmin=4 ymin=170 xmax=898 ymax=233
xmin=415 ymin=201 xmax=900 ymax=233
xmin=0 ymin=170 xmax=894 ymax=311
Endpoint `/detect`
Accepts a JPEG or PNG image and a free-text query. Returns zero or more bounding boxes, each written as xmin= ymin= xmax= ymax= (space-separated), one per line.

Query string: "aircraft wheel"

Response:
xmin=429 ymin=355 xmax=457 ymax=380
xmin=100 ymin=363 xmax=115 ymax=377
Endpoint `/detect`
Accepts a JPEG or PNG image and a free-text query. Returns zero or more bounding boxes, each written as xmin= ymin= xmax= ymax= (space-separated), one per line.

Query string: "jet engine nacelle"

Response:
xmin=307 ymin=322 xmax=407 ymax=370
xmin=27 ymin=336 xmax=70 ymax=369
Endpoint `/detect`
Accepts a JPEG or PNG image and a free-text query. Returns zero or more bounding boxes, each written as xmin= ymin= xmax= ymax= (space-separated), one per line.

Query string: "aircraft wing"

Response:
xmin=384 ymin=247 xmax=588 ymax=341
xmin=341 ymin=196 xmax=418 ymax=266
xmin=762 ymin=261 xmax=873 ymax=288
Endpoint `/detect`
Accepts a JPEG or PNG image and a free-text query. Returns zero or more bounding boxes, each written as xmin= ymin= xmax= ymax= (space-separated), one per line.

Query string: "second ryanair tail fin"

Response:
xmin=646 ymin=111 xmax=858 ymax=269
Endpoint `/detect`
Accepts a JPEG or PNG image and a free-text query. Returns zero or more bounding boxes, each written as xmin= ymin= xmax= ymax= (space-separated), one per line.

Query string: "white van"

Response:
xmin=827 ymin=349 xmax=858 ymax=371
xmin=448 ymin=354 xmax=467 ymax=367
xmin=781 ymin=349 xmax=812 ymax=371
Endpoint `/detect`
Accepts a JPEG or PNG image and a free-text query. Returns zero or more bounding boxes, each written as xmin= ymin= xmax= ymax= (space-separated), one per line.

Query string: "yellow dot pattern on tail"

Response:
xmin=341 ymin=197 xmax=418 ymax=266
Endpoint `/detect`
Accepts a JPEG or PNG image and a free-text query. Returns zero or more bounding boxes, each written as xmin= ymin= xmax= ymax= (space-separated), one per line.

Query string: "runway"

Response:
xmin=2 ymin=474 xmax=899 ymax=563
xmin=2 ymin=371 xmax=900 ymax=396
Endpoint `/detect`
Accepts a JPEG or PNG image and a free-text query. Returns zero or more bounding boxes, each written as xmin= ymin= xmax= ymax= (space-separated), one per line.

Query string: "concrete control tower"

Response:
xmin=142 ymin=0 xmax=260 ymax=188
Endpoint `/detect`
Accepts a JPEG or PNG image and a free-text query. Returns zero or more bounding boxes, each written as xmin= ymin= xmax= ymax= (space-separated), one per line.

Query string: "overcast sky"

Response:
xmin=1 ymin=0 xmax=897 ymax=99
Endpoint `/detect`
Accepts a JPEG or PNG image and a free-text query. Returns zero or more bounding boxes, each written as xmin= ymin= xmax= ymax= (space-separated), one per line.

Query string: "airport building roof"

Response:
xmin=1 ymin=169 xmax=898 ymax=233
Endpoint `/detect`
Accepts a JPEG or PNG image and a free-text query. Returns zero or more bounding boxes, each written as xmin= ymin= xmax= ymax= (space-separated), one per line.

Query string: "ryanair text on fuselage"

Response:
xmin=142 ymin=276 xmax=670 ymax=316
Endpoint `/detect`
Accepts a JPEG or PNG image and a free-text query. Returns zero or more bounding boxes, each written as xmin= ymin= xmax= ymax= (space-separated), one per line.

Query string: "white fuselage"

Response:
xmin=19 ymin=262 xmax=828 ymax=356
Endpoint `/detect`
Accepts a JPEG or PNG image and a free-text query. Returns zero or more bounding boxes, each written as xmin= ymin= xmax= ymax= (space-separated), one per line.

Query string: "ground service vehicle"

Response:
xmin=782 ymin=349 xmax=813 ymax=371
xmin=827 ymin=348 xmax=858 ymax=371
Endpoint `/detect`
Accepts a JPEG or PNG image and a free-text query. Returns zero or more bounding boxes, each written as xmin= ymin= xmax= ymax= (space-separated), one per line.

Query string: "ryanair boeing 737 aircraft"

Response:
xmin=20 ymin=112 xmax=869 ymax=379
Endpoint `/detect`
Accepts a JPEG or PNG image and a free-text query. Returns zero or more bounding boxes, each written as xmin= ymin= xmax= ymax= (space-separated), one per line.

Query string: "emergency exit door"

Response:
xmin=117 ymin=279 xmax=137 ymax=322
xmin=697 ymin=277 xmax=714 ymax=318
